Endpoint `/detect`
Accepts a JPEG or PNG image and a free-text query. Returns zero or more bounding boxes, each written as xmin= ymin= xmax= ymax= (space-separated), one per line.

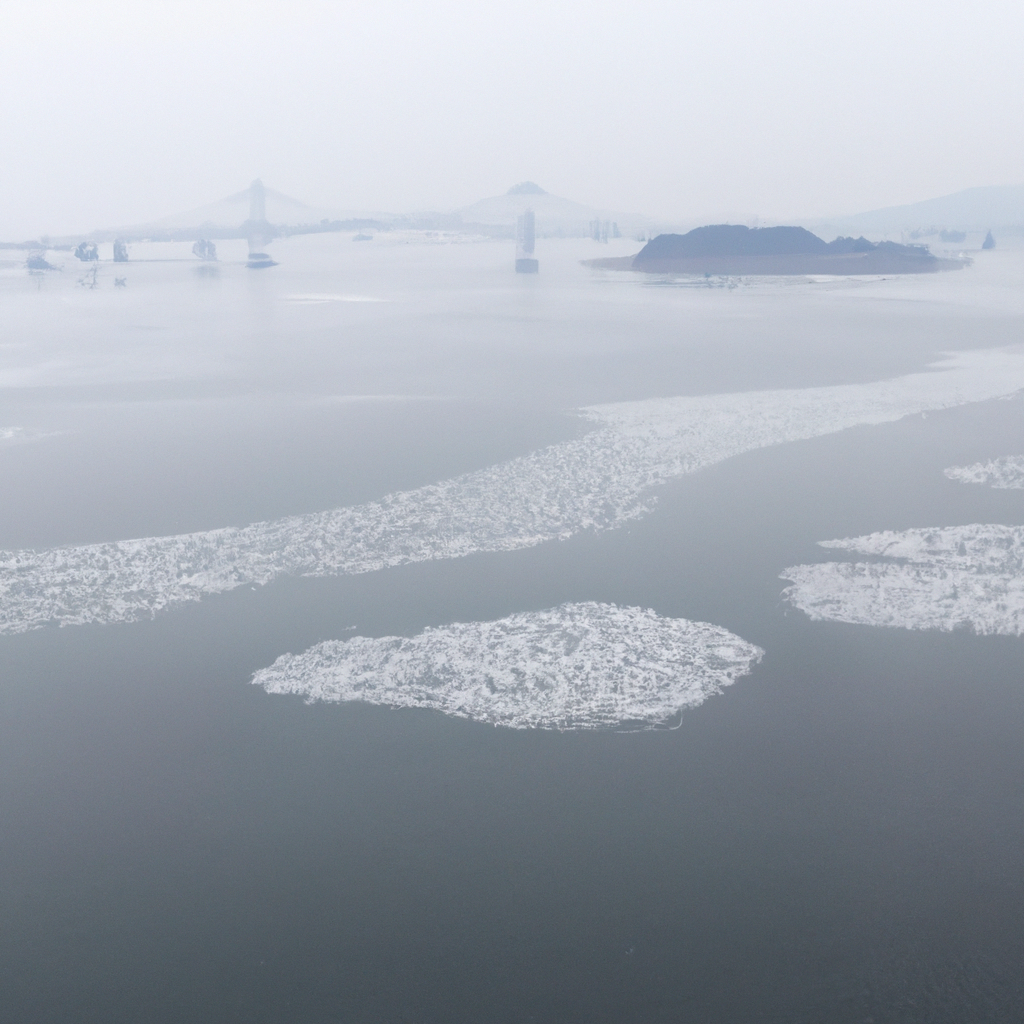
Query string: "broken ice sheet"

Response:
xmin=252 ymin=602 xmax=764 ymax=730
xmin=4 ymin=347 xmax=1024 ymax=636
xmin=945 ymin=455 xmax=1024 ymax=489
xmin=782 ymin=524 xmax=1024 ymax=635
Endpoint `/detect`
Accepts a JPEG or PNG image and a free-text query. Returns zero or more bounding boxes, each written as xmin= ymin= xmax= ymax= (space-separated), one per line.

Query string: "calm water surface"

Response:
xmin=1 ymin=236 xmax=1023 ymax=1022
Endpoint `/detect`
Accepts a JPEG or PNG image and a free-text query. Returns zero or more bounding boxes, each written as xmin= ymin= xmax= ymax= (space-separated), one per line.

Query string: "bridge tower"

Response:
xmin=246 ymin=179 xmax=277 ymax=268
xmin=515 ymin=209 xmax=539 ymax=273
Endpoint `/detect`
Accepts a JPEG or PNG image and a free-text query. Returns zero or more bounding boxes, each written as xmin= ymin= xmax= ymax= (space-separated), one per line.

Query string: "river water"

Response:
xmin=1 ymin=234 xmax=1023 ymax=1022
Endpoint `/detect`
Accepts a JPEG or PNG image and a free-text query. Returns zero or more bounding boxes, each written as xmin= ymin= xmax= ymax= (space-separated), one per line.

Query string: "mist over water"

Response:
xmin=2 ymin=230 xmax=1024 ymax=1024
xmin=4 ymin=3 xmax=1024 ymax=238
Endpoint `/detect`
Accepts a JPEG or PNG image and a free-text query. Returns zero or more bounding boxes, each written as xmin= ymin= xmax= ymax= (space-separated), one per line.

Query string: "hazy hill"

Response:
xmin=819 ymin=184 xmax=1024 ymax=237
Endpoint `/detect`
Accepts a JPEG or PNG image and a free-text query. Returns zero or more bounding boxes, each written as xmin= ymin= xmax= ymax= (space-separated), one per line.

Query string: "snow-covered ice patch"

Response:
xmin=945 ymin=455 xmax=1024 ymax=489
xmin=782 ymin=524 xmax=1024 ymax=635
xmin=4 ymin=347 xmax=1024 ymax=636
xmin=253 ymin=602 xmax=763 ymax=730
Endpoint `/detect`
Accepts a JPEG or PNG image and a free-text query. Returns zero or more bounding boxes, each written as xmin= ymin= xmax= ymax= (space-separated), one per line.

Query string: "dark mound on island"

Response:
xmin=585 ymin=224 xmax=966 ymax=275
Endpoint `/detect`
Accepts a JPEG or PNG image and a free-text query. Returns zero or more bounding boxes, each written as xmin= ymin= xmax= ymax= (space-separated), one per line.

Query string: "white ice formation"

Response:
xmin=4 ymin=347 xmax=1024 ymax=636
xmin=781 ymin=524 xmax=1024 ymax=635
xmin=945 ymin=455 xmax=1024 ymax=489
xmin=252 ymin=602 xmax=764 ymax=730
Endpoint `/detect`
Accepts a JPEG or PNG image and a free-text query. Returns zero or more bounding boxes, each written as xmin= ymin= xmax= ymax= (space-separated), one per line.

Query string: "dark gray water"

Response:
xmin=2 ymin=237 xmax=1023 ymax=1022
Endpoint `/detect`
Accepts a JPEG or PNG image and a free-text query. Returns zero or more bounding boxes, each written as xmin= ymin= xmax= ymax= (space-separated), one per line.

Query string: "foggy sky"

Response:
xmin=1 ymin=0 xmax=1021 ymax=239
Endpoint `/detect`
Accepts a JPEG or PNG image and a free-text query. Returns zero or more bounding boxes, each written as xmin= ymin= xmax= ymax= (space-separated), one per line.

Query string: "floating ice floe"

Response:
xmin=945 ymin=455 xmax=1024 ymax=489
xmin=4 ymin=347 xmax=1024 ymax=636
xmin=252 ymin=602 xmax=764 ymax=730
xmin=781 ymin=524 xmax=1024 ymax=635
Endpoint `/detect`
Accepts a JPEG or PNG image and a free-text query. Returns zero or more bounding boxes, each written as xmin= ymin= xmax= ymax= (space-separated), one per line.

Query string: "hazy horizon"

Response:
xmin=2 ymin=0 xmax=1022 ymax=239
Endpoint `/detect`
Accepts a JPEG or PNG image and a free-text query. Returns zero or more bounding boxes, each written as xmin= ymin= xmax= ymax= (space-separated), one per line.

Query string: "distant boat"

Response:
xmin=192 ymin=239 xmax=218 ymax=261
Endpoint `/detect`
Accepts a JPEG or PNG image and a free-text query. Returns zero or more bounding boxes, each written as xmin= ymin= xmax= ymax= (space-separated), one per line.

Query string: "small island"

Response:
xmin=586 ymin=224 xmax=966 ymax=275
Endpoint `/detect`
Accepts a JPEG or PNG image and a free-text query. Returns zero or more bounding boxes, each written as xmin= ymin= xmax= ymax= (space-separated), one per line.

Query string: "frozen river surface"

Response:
xmin=2 ymin=235 xmax=1024 ymax=1023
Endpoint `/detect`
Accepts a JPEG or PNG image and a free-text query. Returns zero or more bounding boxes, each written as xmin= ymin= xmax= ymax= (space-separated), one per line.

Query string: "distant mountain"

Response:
xmin=505 ymin=181 xmax=547 ymax=196
xmin=457 ymin=183 xmax=649 ymax=237
xmin=819 ymin=185 xmax=1024 ymax=236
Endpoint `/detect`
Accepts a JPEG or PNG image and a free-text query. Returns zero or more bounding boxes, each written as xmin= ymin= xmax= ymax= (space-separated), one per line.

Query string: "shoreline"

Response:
xmin=583 ymin=251 xmax=968 ymax=275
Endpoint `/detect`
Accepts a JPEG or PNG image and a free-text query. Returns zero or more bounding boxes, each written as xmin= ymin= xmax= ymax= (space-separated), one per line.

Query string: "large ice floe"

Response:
xmin=252 ymin=602 xmax=764 ymax=730
xmin=4 ymin=347 xmax=1024 ymax=636
xmin=781 ymin=525 xmax=1024 ymax=635
xmin=945 ymin=455 xmax=1024 ymax=489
